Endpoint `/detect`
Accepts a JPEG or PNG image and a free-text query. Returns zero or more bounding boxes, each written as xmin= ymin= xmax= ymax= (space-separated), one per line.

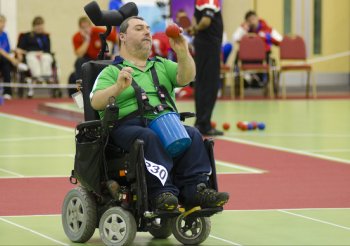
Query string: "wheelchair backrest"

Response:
xmin=81 ymin=60 xmax=114 ymax=121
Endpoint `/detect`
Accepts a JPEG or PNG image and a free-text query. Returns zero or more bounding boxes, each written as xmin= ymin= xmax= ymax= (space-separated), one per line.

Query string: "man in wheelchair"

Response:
xmin=90 ymin=16 xmax=229 ymax=211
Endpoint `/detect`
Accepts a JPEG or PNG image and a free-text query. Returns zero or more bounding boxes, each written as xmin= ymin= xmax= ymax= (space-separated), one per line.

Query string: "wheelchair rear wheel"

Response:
xmin=99 ymin=207 xmax=137 ymax=246
xmin=61 ymin=186 xmax=97 ymax=243
xmin=171 ymin=214 xmax=211 ymax=245
xmin=148 ymin=218 xmax=172 ymax=239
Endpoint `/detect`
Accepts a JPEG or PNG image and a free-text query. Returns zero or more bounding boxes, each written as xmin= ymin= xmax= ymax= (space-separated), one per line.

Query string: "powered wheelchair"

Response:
xmin=61 ymin=2 xmax=226 ymax=245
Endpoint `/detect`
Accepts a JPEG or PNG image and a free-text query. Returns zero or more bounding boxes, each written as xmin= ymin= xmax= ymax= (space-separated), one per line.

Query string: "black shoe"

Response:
xmin=153 ymin=192 xmax=178 ymax=211
xmin=194 ymin=183 xmax=229 ymax=208
xmin=201 ymin=128 xmax=224 ymax=136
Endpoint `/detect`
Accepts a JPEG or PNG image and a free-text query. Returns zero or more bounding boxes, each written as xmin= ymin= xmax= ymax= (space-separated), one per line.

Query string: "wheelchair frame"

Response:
xmin=62 ymin=3 xmax=224 ymax=245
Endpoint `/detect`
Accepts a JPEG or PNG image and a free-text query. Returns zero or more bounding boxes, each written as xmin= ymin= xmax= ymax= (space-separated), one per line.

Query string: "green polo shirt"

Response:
xmin=91 ymin=56 xmax=180 ymax=120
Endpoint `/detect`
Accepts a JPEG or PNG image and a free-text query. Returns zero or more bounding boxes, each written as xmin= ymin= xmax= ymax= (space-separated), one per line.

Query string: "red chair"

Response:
xmin=279 ymin=35 xmax=316 ymax=98
xmin=237 ymin=35 xmax=274 ymax=99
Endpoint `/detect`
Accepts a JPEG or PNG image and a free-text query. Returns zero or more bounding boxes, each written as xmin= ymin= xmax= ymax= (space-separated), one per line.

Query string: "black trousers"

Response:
xmin=0 ymin=56 xmax=13 ymax=95
xmin=110 ymin=118 xmax=212 ymax=204
xmin=194 ymin=40 xmax=222 ymax=133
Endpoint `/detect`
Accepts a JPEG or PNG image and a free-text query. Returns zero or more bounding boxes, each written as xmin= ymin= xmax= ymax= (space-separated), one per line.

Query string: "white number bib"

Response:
xmin=144 ymin=159 xmax=168 ymax=186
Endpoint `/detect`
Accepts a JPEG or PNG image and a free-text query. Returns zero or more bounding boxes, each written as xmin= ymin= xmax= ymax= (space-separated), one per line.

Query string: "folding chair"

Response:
xmin=238 ymin=35 xmax=274 ymax=99
xmin=279 ymin=35 xmax=316 ymax=98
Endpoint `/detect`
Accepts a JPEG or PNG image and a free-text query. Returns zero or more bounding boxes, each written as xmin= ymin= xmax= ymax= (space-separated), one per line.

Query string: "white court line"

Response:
xmin=0 ymin=113 xmax=74 ymax=132
xmin=228 ymin=132 xmax=350 ymax=138
xmin=278 ymin=210 xmax=350 ymax=231
xmin=0 ymin=175 xmax=67 ymax=179
xmin=0 ymin=214 xmax=241 ymax=246
xmin=305 ymin=149 xmax=350 ymax=153
xmin=216 ymin=160 xmax=264 ymax=174
xmin=0 ymin=217 xmax=69 ymax=246
xmin=0 ymin=168 xmax=24 ymax=177
xmin=0 ymin=154 xmax=74 ymax=158
xmin=3 ymin=208 xmax=350 ymax=217
xmin=223 ymin=208 xmax=350 ymax=212
xmin=209 ymin=234 xmax=242 ymax=246
xmin=218 ymin=135 xmax=350 ymax=165
xmin=0 ymin=135 xmax=72 ymax=142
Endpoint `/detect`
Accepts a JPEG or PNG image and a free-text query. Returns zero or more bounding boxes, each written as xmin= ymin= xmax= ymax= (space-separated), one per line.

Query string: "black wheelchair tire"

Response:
xmin=61 ymin=186 xmax=97 ymax=243
xmin=99 ymin=207 xmax=137 ymax=246
xmin=148 ymin=218 xmax=172 ymax=239
xmin=171 ymin=215 xmax=211 ymax=245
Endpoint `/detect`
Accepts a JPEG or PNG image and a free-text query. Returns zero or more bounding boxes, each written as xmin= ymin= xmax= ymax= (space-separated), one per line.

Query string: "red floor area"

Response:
xmin=1 ymin=98 xmax=350 ymax=215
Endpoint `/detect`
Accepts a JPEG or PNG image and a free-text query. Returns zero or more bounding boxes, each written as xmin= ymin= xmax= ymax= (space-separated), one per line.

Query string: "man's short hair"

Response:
xmin=78 ymin=16 xmax=91 ymax=27
xmin=32 ymin=16 xmax=44 ymax=27
xmin=118 ymin=16 xmax=144 ymax=48
xmin=0 ymin=15 xmax=6 ymax=22
xmin=119 ymin=16 xmax=144 ymax=34
xmin=245 ymin=10 xmax=257 ymax=20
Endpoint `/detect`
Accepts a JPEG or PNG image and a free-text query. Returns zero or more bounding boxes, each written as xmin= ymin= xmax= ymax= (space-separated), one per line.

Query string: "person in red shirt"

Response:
xmin=72 ymin=16 xmax=118 ymax=79
xmin=151 ymin=32 xmax=172 ymax=59
xmin=233 ymin=11 xmax=282 ymax=88
xmin=233 ymin=10 xmax=282 ymax=56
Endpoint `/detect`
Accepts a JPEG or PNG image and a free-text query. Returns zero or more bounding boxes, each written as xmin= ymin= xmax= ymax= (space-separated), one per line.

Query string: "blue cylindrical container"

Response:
xmin=149 ymin=112 xmax=192 ymax=157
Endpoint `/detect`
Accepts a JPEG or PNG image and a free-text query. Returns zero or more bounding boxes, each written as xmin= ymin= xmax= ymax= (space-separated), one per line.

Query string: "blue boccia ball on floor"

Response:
xmin=257 ymin=122 xmax=266 ymax=130
xmin=247 ymin=122 xmax=254 ymax=130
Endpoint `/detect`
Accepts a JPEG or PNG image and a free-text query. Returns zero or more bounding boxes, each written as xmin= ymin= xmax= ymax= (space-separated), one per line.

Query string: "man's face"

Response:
xmin=120 ymin=18 xmax=152 ymax=55
xmin=80 ymin=21 xmax=92 ymax=35
xmin=33 ymin=23 xmax=45 ymax=34
xmin=0 ymin=20 xmax=5 ymax=32
xmin=246 ymin=15 xmax=259 ymax=30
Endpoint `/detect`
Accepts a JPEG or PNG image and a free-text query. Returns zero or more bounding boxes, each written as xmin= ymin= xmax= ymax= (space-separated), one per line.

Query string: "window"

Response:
xmin=313 ymin=0 xmax=322 ymax=54
xmin=284 ymin=0 xmax=292 ymax=35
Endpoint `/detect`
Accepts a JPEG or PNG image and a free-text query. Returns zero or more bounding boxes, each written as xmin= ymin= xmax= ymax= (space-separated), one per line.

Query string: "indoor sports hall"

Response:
xmin=0 ymin=0 xmax=349 ymax=245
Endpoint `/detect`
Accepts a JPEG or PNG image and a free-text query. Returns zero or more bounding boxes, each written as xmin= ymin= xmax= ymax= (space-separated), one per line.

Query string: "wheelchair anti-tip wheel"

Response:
xmin=62 ymin=186 xmax=97 ymax=243
xmin=148 ymin=218 xmax=172 ymax=239
xmin=99 ymin=207 xmax=137 ymax=246
xmin=171 ymin=214 xmax=211 ymax=245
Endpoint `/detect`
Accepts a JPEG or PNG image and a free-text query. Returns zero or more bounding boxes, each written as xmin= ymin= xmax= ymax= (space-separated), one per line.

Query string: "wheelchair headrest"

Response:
xmin=84 ymin=1 xmax=138 ymax=27
xmin=81 ymin=60 xmax=114 ymax=121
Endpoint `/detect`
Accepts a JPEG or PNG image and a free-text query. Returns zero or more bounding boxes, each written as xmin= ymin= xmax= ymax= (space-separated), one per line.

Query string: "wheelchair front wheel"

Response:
xmin=171 ymin=214 xmax=211 ymax=245
xmin=61 ymin=186 xmax=97 ymax=243
xmin=148 ymin=218 xmax=172 ymax=239
xmin=99 ymin=207 xmax=137 ymax=246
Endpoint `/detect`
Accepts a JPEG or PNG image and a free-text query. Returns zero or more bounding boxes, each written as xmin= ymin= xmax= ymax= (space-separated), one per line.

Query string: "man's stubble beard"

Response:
xmin=133 ymin=41 xmax=152 ymax=59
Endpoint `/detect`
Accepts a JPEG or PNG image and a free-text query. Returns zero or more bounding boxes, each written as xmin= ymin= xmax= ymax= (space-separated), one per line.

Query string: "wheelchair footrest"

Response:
xmin=185 ymin=207 xmax=223 ymax=219
xmin=144 ymin=209 xmax=181 ymax=219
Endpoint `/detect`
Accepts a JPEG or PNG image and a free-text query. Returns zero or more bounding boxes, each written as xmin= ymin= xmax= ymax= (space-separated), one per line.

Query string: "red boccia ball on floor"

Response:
xmin=223 ymin=122 xmax=230 ymax=131
xmin=211 ymin=121 xmax=217 ymax=129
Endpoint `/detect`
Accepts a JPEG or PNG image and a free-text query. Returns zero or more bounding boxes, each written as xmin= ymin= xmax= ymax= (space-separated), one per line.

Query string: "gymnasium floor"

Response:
xmin=1 ymin=96 xmax=350 ymax=245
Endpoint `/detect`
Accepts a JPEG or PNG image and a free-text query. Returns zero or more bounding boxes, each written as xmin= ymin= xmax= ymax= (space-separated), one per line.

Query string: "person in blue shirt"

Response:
xmin=0 ymin=15 xmax=26 ymax=99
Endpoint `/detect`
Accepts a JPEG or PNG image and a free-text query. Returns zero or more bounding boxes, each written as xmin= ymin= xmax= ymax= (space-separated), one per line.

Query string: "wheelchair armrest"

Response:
xmin=179 ymin=112 xmax=196 ymax=121
xmin=76 ymin=120 xmax=102 ymax=131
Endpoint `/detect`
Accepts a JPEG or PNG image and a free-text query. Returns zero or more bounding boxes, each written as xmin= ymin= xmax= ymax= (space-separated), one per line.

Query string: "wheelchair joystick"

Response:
xmin=102 ymin=97 xmax=119 ymax=135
